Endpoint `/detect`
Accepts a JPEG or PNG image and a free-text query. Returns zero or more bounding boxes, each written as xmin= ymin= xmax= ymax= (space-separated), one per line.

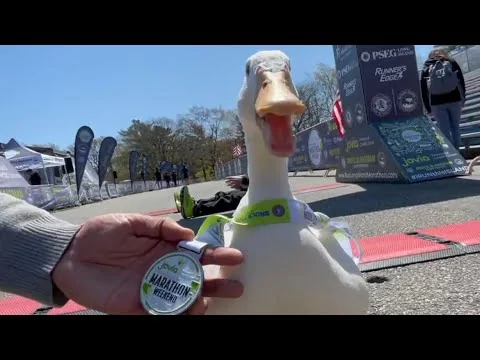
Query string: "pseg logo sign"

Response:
xmin=360 ymin=47 xmax=414 ymax=63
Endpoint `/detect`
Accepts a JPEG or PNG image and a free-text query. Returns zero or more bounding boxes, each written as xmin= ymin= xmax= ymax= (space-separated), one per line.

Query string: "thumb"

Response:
xmin=129 ymin=214 xmax=195 ymax=242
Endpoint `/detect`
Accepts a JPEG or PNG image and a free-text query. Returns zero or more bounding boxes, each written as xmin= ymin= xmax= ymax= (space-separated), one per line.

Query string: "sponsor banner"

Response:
xmin=74 ymin=126 xmax=95 ymax=197
xmin=50 ymin=185 xmax=78 ymax=208
xmin=356 ymin=45 xmax=423 ymax=123
xmin=97 ymin=137 xmax=117 ymax=188
xmin=0 ymin=187 xmax=28 ymax=201
xmin=215 ymin=120 xmax=344 ymax=180
xmin=373 ymin=115 xmax=468 ymax=182
xmin=99 ymin=183 xmax=110 ymax=200
xmin=335 ymin=116 xmax=468 ymax=183
xmin=141 ymin=154 xmax=148 ymax=181
xmin=333 ymin=45 xmax=368 ymax=130
xmin=335 ymin=124 xmax=405 ymax=183
xmin=0 ymin=157 xmax=29 ymax=188
xmin=129 ymin=151 xmax=139 ymax=186
xmin=27 ymin=185 xmax=57 ymax=209
xmin=288 ymin=120 xmax=342 ymax=171
xmin=106 ymin=183 xmax=118 ymax=198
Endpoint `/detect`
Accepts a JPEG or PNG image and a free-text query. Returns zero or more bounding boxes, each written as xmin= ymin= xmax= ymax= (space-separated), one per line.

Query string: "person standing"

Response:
xmin=420 ymin=48 xmax=466 ymax=150
xmin=154 ymin=168 xmax=162 ymax=189
xmin=163 ymin=172 xmax=171 ymax=188
xmin=26 ymin=169 xmax=42 ymax=185
xmin=181 ymin=165 xmax=189 ymax=185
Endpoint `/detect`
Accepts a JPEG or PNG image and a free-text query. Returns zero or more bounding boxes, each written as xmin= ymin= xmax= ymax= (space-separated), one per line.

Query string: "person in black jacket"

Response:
xmin=420 ymin=48 xmax=466 ymax=150
xmin=175 ymin=175 xmax=248 ymax=219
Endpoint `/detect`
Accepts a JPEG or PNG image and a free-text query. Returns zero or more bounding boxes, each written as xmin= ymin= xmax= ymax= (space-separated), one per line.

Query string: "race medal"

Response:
xmin=140 ymin=240 xmax=209 ymax=315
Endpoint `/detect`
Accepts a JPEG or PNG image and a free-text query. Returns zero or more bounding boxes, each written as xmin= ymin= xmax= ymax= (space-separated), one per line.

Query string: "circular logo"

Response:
xmin=78 ymin=129 xmax=93 ymax=143
xmin=402 ymin=129 xmax=422 ymax=143
xmin=354 ymin=103 xmax=364 ymax=124
xmin=272 ymin=205 xmax=286 ymax=217
xmin=377 ymin=152 xmax=386 ymax=167
xmin=307 ymin=129 xmax=322 ymax=167
xmin=223 ymin=223 xmax=232 ymax=232
xmin=345 ymin=110 xmax=353 ymax=127
xmin=397 ymin=89 xmax=418 ymax=113
xmin=370 ymin=94 xmax=392 ymax=117
xmin=140 ymin=252 xmax=203 ymax=316
xmin=360 ymin=52 xmax=370 ymax=62
xmin=454 ymin=158 xmax=464 ymax=165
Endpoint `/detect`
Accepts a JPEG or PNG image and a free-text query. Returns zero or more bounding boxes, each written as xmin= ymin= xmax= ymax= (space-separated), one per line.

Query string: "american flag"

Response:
xmin=232 ymin=144 xmax=243 ymax=158
xmin=332 ymin=90 xmax=346 ymax=138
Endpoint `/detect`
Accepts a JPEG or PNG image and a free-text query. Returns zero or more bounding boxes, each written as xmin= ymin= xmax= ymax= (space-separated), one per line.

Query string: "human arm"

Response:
xmin=225 ymin=174 xmax=249 ymax=190
xmin=450 ymin=59 xmax=466 ymax=101
xmin=420 ymin=68 xmax=431 ymax=114
xmin=0 ymin=193 xmax=78 ymax=307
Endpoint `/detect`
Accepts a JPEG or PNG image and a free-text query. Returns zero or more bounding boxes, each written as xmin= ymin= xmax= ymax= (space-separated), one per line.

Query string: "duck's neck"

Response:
xmin=244 ymin=135 xmax=293 ymax=203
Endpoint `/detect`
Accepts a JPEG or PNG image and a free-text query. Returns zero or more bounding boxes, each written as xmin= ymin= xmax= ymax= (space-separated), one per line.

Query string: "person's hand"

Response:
xmin=52 ymin=214 xmax=244 ymax=315
xmin=225 ymin=175 xmax=244 ymax=190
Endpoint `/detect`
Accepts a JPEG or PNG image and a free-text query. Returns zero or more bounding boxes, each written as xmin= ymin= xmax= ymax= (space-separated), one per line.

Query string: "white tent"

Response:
xmin=0 ymin=155 xmax=30 ymax=189
xmin=4 ymin=138 xmax=65 ymax=171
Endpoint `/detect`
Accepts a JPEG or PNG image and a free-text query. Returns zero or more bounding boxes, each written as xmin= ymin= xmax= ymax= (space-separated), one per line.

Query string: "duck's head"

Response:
xmin=237 ymin=50 xmax=306 ymax=158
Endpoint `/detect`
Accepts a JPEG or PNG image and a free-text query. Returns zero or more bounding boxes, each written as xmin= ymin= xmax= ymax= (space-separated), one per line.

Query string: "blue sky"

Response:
xmin=0 ymin=45 xmax=434 ymax=149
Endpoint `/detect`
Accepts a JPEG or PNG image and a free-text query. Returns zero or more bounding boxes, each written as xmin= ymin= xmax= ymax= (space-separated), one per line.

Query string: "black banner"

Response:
xmin=97 ymin=136 xmax=117 ymax=189
xmin=333 ymin=45 xmax=367 ymax=130
xmin=288 ymin=120 xmax=343 ymax=172
xmin=74 ymin=126 xmax=94 ymax=197
xmin=141 ymin=154 xmax=147 ymax=182
xmin=332 ymin=45 xmax=468 ymax=184
xmin=129 ymin=150 xmax=139 ymax=188
xmin=356 ymin=45 xmax=423 ymax=122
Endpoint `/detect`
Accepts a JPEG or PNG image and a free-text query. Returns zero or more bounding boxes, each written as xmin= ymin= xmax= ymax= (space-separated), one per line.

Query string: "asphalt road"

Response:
xmin=10 ymin=171 xmax=480 ymax=315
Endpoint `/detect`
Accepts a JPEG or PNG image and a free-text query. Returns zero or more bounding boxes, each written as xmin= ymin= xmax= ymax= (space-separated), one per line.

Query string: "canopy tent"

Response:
xmin=4 ymin=138 xmax=66 ymax=171
xmin=0 ymin=154 xmax=30 ymax=188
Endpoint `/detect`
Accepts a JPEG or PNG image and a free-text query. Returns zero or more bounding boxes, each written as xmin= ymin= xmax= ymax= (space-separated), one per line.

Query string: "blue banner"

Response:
xmin=160 ymin=160 xmax=173 ymax=173
xmin=141 ymin=154 xmax=148 ymax=182
xmin=74 ymin=126 xmax=94 ymax=197
xmin=129 ymin=151 xmax=139 ymax=188
xmin=97 ymin=136 xmax=117 ymax=188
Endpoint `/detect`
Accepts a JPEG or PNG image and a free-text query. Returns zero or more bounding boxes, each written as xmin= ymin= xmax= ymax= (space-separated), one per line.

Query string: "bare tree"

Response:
xmin=178 ymin=106 xmax=236 ymax=180
xmin=294 ymin=63 xmax=338 ymax=132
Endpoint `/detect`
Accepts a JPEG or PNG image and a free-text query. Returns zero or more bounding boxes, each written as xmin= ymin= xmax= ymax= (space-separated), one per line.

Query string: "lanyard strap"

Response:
xmin=194 ymin=198 xmax=362 ymax=265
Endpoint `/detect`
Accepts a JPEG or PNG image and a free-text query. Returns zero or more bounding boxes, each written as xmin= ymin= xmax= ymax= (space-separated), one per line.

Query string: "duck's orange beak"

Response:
xmin=255 ymin=69 xmax=306 ymax=157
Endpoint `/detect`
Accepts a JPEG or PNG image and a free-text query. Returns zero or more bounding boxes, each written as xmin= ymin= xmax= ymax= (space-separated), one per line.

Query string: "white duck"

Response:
xmin=203 ymin=50 xmax=369 ymax=315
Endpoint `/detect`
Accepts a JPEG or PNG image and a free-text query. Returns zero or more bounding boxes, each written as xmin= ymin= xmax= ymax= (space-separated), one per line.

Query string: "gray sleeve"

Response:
xmin=0 ymin=193 xmax=81 ymax=307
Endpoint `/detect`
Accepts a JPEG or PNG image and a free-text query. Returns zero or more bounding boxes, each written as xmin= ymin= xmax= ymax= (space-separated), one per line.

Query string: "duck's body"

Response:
xmin=205 ymin=220 xmax=368 ymax=314
xmin=204 ymin=50 xmax=369 ymax=315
